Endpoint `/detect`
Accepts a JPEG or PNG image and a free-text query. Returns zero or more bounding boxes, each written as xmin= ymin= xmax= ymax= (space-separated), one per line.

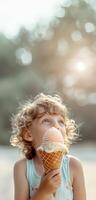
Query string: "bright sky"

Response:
xmin=0 ymin=0 xmax=67 ymax=38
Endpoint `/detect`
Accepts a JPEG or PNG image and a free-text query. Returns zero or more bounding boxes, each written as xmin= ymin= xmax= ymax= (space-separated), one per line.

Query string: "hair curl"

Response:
xmin=10 ymin=93 xmax=78 ymax=159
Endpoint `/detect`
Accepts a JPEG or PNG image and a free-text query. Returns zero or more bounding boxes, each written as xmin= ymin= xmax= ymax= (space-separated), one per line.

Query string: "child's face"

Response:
xmin=31 ymin=113 xmax=66 ymax=149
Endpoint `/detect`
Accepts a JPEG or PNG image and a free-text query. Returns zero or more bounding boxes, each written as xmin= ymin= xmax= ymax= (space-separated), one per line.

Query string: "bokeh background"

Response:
xmin=0 ymin=0 xmax=96 ymax=199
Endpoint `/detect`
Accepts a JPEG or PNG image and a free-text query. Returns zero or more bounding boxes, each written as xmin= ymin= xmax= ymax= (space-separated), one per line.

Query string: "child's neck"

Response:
xmin=33 ymin=155 xmax=44 ymax=176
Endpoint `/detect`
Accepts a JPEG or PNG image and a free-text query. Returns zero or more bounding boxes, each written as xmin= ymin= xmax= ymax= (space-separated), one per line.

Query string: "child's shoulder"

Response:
xmin=68 ymin=155 xmax=83 ymax=169
xmin=68 ymin=155 xmax=84 ymax=179
xmin=14 ymin=158 xmax=27 ymax=175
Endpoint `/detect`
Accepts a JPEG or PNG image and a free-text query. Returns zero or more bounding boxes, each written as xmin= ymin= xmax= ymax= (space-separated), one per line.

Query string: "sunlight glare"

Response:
xmin=75 ymin=61 xmax=87 ymax=71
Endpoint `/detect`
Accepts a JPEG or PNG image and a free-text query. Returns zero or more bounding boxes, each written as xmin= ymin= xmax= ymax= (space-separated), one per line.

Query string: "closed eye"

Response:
xmin=42 ymin=118 xmax=50 ymax=123
xmin=59 ymin=120 xmax=65 ymax=125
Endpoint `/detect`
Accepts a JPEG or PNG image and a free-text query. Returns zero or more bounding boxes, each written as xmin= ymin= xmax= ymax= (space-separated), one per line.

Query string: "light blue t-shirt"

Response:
xmin=26 ymin=155 xmax=73 ymax=200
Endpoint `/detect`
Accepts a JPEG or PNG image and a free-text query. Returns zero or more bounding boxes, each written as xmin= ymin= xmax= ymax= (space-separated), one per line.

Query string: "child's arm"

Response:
xmin=70 ymin=156 xmax=86 ymax=200
xmin=14 ymin=159 xmax=29 ymax=200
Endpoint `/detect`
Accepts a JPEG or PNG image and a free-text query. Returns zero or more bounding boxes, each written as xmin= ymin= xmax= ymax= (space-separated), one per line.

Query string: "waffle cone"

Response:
xmin=38 ymin=148 xmax=68 ymax=174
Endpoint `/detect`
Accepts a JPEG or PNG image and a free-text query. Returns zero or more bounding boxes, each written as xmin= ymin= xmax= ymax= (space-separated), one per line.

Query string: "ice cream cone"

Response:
xmin=38 ymin=146 xmax=68 ymax=174
xmin=37 ymin=127 xmax=68 ymax=174
xmin=37 ymin=127 xmax=68 ymax=197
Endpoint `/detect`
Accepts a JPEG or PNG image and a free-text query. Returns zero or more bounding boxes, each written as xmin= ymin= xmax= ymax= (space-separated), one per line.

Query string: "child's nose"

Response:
xmin=52 ymin=121 xmax=60 ymax=130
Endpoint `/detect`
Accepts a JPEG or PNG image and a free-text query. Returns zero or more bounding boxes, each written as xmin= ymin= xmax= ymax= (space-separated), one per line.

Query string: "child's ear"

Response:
xmin=23 ymin=128 xmax=33 ymax=142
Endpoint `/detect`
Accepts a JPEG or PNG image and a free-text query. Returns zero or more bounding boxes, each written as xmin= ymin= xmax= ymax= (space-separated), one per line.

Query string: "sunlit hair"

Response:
xmin=10 ymin=93 xmax=78 ymax=159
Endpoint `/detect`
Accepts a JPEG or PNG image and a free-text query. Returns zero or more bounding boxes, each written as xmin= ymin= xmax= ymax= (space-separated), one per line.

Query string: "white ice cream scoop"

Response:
xmin=37 ymin=127 xmax=67 ymax=153
xmin=43 ymin=127 xmax=64 ymax=144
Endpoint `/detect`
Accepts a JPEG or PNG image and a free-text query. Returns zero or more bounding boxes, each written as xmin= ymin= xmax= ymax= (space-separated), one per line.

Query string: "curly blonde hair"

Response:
xmin=10 ymin=93 xmax=78 ymax=159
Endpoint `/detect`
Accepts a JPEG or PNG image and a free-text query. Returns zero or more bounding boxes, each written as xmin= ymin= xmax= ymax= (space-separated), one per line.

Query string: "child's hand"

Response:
xmin=38 ymin=169 xmax=61 ymax=196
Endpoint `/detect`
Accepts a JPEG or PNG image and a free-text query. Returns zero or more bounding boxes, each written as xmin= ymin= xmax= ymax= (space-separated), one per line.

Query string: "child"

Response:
xmin=10 ymin=93 xmax=86 ymax=200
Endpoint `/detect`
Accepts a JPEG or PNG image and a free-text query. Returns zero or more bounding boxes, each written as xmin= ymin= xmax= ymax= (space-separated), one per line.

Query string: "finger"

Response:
xmin=51 ymin=171 xmax=61 ymax=180
xmin=53 ymin=178 xmax=60 ymax=183
xmin=52 ymin=175 xmax=61 ymax=182
xmin=52 ymin=172 xmax=61 ymax=178
xmin=47 ymin=169 xmax=60 ymax=178
xmin=52 ymin=175 xmax=61 ymax=183
xmin=52 ymin=178 xmax=61 ymax=186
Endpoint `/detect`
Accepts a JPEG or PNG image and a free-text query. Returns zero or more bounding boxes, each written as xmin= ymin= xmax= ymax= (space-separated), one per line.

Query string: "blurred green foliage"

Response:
xmin=0 ymin=1 xmax=96 ymax=145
